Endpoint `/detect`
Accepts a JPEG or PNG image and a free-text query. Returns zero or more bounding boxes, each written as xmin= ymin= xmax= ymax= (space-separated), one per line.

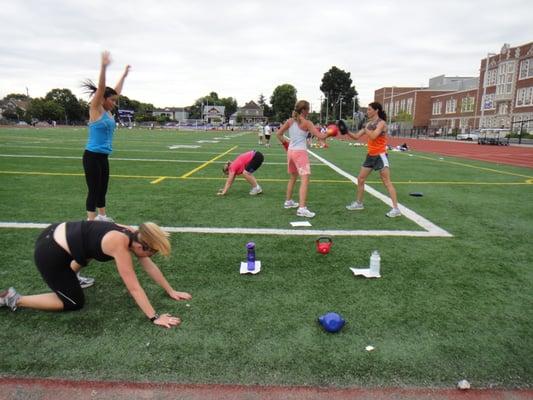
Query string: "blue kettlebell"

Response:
xmin=318 ymin=312 xmax=345 ymax=333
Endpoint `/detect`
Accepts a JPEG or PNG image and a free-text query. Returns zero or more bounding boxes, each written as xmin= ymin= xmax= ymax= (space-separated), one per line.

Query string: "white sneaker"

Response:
xmin=0 ymin=287 xmax=21 ymax=311
xmin=284 ymin=199 xmax=299 ymax=209
xmin=346 ymin=201 xmax=364 ymax=211
xmin=249 ymin=185 xmax=263 ymax=195
xmin=95 ymin=214 xmax=114 ymax=222
xmin=77 ymin=273 xmax=95 ymax=288
xmin=296 ymin=207 xmax=316 ymax=218
xmin=386 ymin=207 xmax=402 ymax=218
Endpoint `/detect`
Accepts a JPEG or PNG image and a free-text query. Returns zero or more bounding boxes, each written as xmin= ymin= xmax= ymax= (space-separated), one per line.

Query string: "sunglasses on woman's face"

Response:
xmin=140 ymin=241 xmax=157 ymax=254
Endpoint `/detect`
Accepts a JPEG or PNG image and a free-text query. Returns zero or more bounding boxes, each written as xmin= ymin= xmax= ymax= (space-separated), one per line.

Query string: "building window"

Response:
xmin=496 ymin=61 xmax=515 ymax=95
xmin=445 ymin=99 xmax=457 ymax=113
xmin=400 ymin=99 xmax=406 ymax=111
xmin=432 ymin=101 xmax=442 ymax=115
xmin=461 ymin=96 xmax=475 ymax=112
xmin=406 ymin=98 xmax=413 ymax=114
xmin=481 ymin=94 xmax=495 ymax=110
xmin=516 ymin=87 xmax=533 ymax=107
xmin=519 ymin=58 xmax=533 ymax=79
xmin=394 ymin=100 xmax=399 ymax=116
xmin=485 ymin=69 xmax=497 ymax=87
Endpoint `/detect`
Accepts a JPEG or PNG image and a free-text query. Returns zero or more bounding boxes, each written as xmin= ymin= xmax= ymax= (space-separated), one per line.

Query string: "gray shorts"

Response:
xmin=362 ymin=153 xmax=389 ymax=171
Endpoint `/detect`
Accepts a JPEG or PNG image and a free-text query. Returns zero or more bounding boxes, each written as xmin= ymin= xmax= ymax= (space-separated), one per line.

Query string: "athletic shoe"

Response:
xmin=346 ymin=201 xmax=364 ymax=211
xmin=0 ymin=287 xmax=21 ymax=311
xmin=249 ymin=185 xmax=263 ymax=195
xmin=284 ymin=199 xmax=299 ymax=209
xmin=77 ymin=273 xmax=95 ymax=289
xmin=296 ymin=207 xmax=316 ymax=218
xmin=386 ymin=208 xmax=402 ymax=218
xmin=95 ymin=214 xmax=114 ymax=222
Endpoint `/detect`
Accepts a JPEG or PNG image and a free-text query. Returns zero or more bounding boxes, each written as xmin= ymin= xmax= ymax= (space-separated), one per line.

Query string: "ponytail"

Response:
xmin=368 ymin=101 xmax=386 ymax=121
xmin=292 ymin=100 xmax=310 ymax=124
xmin=81 ymin=79 xmax=117 ymax=99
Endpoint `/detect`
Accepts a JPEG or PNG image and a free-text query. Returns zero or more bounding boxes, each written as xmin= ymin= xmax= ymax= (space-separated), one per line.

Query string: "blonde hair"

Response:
xmin=138 ymin=222 xmax=171 ymax=256
xmin=222 ymin=161 xmax=231 ymax=175
xmin=292 ymin=100 xmax=310 ymax=124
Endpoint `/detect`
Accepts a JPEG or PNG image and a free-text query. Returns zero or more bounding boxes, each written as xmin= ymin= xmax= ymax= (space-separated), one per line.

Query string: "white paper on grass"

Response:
xmin=290 ymin=221 xmax=312 ymax=227
xmin=350 ymin=267 xmax=381 ymax=278
xmin=240 ymin=261 xmax=261 ymax=275
xmin=196 ymin=140 xmax=219 ymax=143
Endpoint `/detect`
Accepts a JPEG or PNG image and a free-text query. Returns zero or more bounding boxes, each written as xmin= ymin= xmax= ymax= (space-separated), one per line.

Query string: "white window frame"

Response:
xmin=461 ymin=96 xmax=474 ymax=112
xmin=515 ymin=87 xmax=533 ymax=107
xmin=519 ymin=58 xmax=533 ymax=80
xmin=445 ymin=99 xmax=457 ymax=114
xmin=432 ymin=101 xmax=442 ymax=115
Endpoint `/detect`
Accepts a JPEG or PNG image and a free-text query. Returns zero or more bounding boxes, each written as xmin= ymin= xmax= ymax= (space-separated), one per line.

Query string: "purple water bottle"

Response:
xmin=246 ymin=242 xmax=256 ymax=271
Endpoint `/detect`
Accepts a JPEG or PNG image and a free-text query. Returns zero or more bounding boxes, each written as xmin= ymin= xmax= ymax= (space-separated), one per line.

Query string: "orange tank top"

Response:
xmin=366 ymin=118 xmax=388 ymax=156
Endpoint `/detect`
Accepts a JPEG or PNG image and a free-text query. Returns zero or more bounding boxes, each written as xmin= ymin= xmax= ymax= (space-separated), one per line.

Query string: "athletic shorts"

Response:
xmin=245 ymin=151 xmax=264 ymax=173
xmin=287 ymin=149 xmax=311 ymax=175
xmin=34 ymin=224 xmax=84 ymax=311
xmin=362 ymin=153 xmax=390 ymax=171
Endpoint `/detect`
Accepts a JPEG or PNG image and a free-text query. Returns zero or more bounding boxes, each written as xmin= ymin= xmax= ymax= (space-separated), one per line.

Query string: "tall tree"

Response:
xmin=270 ymin=84 xmax=297 ymax=122
xmin=320 ymin=66 xmax=359 ymax=121
xmin=4 ymin=93 xmax=30 ymax=101
xmin=258 ymin=93 xmax=273 ymax=119
xmin=27 ymin=98 xmax=65 ymax=122
xmin=45 ymin=88 xmax=83 ymax=124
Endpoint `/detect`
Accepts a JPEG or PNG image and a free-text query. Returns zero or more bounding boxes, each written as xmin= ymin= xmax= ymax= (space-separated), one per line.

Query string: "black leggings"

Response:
xmin=83 ymin=150 xmax=110 ymax=212
xmin=34 ymin=224 xmax=84 ymax=311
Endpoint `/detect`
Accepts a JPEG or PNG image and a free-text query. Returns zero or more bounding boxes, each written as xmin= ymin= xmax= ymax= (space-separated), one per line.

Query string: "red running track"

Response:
xmin=386 ymin=138 xmax=533 ymax=169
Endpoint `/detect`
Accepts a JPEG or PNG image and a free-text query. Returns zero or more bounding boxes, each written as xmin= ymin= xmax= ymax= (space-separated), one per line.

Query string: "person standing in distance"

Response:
xmin=81 ymin=51 xmax=131 ymax=223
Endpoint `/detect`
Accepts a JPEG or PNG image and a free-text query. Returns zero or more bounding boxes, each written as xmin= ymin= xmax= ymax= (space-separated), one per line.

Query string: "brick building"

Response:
xmin=373 ymin=40 xmax=533 ymax=134
xmin=478 ymin=42 xmax=533 ymax=132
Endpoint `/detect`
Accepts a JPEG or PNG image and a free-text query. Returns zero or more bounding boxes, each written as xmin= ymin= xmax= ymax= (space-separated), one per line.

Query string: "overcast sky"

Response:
xmin=1 ymin=0 xmax=532 ymax=111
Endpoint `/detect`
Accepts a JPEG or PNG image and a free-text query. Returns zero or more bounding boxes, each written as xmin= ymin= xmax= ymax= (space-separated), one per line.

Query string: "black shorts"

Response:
xmin=245 ymin=151 xmax=264 ymax=173
xmin=362 ymin=153 xmax=390 ymax=171
xmin=34 ymin=224 xmax=84 ymax=311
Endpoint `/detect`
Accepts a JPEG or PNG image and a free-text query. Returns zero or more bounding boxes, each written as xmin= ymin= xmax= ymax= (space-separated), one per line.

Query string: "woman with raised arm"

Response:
xmin=0 ymin=220 xmax=192 ymax=329
xmin=81 ymin=51 xmax=131 ymax=223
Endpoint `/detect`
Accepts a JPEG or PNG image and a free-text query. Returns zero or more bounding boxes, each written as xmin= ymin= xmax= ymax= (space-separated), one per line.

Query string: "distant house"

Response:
xmin=152 ymin=107 xmax=188 ymax=122
xmin=0 ymin=98 xmax=29 ymax=120
xmin=202 ymin=105 xmax=225 ymax=124
xmin=230 ymin=101 xmax=266 ymax=125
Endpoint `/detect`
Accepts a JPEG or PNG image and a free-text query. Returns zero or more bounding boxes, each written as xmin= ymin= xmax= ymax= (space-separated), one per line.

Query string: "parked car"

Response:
xmin=456 ymin=132 xmax=480 ymax=141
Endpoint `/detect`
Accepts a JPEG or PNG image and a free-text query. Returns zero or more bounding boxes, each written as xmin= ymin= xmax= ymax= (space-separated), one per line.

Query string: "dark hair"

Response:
xmin=368 ymin=102 xmax=387 ymax=121
xmin=81 ymin=79 xmax=117 ymax=99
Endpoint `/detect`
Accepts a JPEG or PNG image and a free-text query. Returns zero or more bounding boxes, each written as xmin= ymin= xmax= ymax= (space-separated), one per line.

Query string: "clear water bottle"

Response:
xmin=369 ymin=250 xmax=380 ymax=274
xmin=246 ymin=242 xmax=256 ymax=271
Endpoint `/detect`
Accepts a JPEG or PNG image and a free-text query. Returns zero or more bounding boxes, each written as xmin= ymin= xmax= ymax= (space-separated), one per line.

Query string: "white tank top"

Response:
xmin=288 ymin=119 xmax=308 ymax=150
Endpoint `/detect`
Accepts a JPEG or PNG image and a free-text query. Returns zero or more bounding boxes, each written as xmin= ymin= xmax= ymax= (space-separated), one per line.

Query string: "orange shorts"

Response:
xmin=287 ymin=149 xmax=311 ymax=175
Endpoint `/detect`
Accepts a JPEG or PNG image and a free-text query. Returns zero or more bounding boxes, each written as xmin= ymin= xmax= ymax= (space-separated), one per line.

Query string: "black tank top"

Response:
xmin=65 ymin=221 xmax=134 ymax=266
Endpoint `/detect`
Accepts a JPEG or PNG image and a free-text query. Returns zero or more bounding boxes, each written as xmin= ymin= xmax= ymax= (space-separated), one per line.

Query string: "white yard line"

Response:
xmin=308 ymin=150 xmax=452 ymax=237
xmin=0 ymin=222 xmax=450 ymax=237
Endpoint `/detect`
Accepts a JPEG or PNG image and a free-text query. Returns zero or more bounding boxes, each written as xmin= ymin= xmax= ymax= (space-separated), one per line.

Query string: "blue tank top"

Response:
xmin=85 ymin=112 xmax=116 ymax=154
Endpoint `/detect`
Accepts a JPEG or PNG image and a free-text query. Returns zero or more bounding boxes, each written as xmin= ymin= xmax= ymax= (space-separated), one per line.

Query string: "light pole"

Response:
xmin=338 ymin=96 xmax=343 ymax=120
xmin=480 ymin=52 xmax=497 ymax=129
xmin=319 ymin=96 xmax=323 ymax=125
xmin=325 ymin=96 xmax=329 ymax=123
xmin=352 ymin=95 xmax=356 ymax=129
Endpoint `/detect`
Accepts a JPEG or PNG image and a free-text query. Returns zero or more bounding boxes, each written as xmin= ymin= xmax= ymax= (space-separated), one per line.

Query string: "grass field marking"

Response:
xmin=308 ymin=150 xmax=453 ymax=237
xmin=411 ymin=153 xmax=533 ymax=179
xmin=0 ymin=153 xmax=318 ymax=166
xmin=180 ymin=145 xmax=238 ymax=178
xmin=150 ymin=177 xmax=167 ymax=184
xmin=0 ymin=221 xmax=451 ymax=237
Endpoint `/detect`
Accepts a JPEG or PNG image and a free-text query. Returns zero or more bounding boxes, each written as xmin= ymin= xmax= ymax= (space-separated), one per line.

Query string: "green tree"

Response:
xmin=4 ymin=93 xmax=30 ymax=101
xmin=27 ymin=98 xmax=65 ymax=122
xmin=270 ymin=84 xmax=297 ymax=122
xmin=45 ymin=88 xmax=83 ymax=124
xmin=393 ymin=110 xmax=413 ymax=122
xmin=220 ymin=97 xmax=238 ymax=119
xmin=189 ymin=92 xmax=237 ymax=120
xmin=320 ymin=66 xmax=359 ymax=120
xmin=258 ymin=93 xmax=273 ymax=119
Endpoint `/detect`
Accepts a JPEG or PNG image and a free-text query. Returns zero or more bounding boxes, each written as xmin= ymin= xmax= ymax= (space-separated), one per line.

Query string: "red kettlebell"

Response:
xmin=316 ymin=237 xmax=332 ymax=255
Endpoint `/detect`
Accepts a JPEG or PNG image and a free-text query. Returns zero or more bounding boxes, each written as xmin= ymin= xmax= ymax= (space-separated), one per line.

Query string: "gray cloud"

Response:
xmin=1 ymin=0 xmax=532 ymax=109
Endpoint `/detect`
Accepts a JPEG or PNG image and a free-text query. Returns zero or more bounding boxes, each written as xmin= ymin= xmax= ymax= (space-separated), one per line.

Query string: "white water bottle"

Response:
xmin=369 ymin=250 xmax=380 ymax=275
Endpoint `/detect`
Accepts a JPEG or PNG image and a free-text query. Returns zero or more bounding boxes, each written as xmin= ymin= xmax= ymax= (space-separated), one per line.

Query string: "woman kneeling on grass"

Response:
xmin=0 ymin=221 xmax=192 ymax=329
